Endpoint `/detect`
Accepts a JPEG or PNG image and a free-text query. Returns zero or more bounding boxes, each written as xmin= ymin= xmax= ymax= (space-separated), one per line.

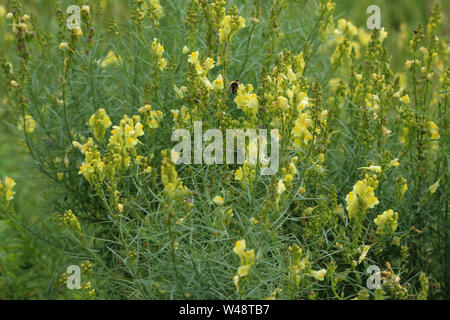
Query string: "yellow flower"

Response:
xmin=1 ymin=177 xmax=16 ymax=202
xmin=159 ymin=58 xmax=167 ymax=71
xmin=276 ymin=180 xmax=286 ymax=195
xmin=59 ymin=42 xmax=69 ymax=50
xmin=219 ymin=15 xmax=245 ymax=44
xmin=233 ymin=275 xmax=239 ymax=292
xmin=212 ymin=195 xmax=225 ymax=206
xmin=212 ymin=75 xmax=224 ymax=90
xmin=237 ymin=265 xmax=251 ymax=277
xmin=292 ymin=112 xmax=313 ymax=148
xmin=358 ymin=245 xmax=372 ymax=264
xmin=400 ymin=95 xmax=410 ymax=104
xmin=232 ymin=239 xmax=255 ymax=292
xmin=89 ymin=108 xmax=112 ymax=140
xmin=204 ymin=57 xmax=215 ymax=71
xmin=188 ymin=51 xmax=200 ymax=65
xmin=359 ymin=165 xmax=382 ymax=173
xmin=151 ymin=38 xmax=165 ymax=57
xmin=101 ymin=50 xmax=122 ymax=67
xmin=63 ymin=209 xmax=82 ymax=235
xmin=233 ymin=240 xmax=246 ymax=257
xmin=276 ymin=96 xmax=289 ymax=111
xmin=389 ymin=159 xmax=400 ymax=168
xmin=17 ymin=115 xmax=37 ymax=134
xmin=234 ymin=84 xmax=259 ymax=116
xmin=81 ymin=5 xmax=90 ymax=14
xmin=428 ymin=179 xmax=440 ymax=195
xmin=235 ymin=168 xmax=243 ymax=181
xmin=374 ymin=209 xmax=398 ymax=235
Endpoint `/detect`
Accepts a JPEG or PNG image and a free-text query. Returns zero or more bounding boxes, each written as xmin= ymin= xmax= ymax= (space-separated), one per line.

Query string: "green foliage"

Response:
xmin=0 ymin=0 xmax=448 ymax=300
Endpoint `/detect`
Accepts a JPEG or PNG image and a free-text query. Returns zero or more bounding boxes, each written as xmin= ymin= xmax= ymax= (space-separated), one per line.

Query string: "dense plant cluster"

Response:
xmin=0 ymin=0 xmax=448 ymax=299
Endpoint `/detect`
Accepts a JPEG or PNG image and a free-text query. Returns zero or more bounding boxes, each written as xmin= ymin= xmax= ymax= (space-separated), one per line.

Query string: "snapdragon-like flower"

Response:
xmin=109 ymin=115 xmax=144 ymax=151
xmin=212 ymin=195 xmax=225 ymax=206
xmin=148 ymin=0 xmax=164 ymax=21
xmin=235 ymin=160 xmax=256 ymax=188
xmin=219 ymin=15 xmax=245 ymax=44
xmin=101 ymin=50 xmax=122 ymax=67
xmin=0 ymin=176 xmax=16 ymax=203
xmin=88 ymin=108 xmax=112 ymax=140
xmin=78 ymin=138 xmax=104 ymax=185
xmin=310 ymin=269 xmax=327 ymax=281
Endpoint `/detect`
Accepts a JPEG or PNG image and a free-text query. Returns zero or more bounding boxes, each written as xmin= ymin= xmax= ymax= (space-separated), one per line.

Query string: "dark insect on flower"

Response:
xmin=229 ymin=80 xmax=240 ymax=95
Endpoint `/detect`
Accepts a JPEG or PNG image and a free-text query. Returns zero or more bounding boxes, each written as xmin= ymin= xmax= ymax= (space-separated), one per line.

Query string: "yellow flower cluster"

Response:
xmin=345 ymin=175 xmax=379 ymax=220
xmin=219 ymin=15 xmax=245 ymax=44
xmin=334 ymin=19 xmax=358 ymax=39
xmin=234 ymin=83 xmax=258 ymax=117
xmin=232 ymin=239 xmax=255 ymax=292
xmin=63 ymin=209 xmax=82 ymax=236
xmin=161 ymin=149 xmax=190 ymax=198
xmin=109 ymin=115 xmax=144 ymax=161
xmin=151 ymin=38 xmax=167 ymax=71
xmin=77 ymin=138 xmax=105 ymax=185
xmin=276 ymin=158 xmax=298 ymax=206
xmin=17 ymin=114 xmax=36 ymax=134
xmin=138 ymin=104 xmax=164 ymax=129
xmin=76 ymin=112 xmax=145 ymax=185
xmin=0 ymin=176 xmax=16 ymax=203
xmin=88 ymin=108 xmax=112 ymax=140
xmin=374 ymin=209 xmax=399 ymax=235
xmin=288 ymin=244 xmax=327 ymax=287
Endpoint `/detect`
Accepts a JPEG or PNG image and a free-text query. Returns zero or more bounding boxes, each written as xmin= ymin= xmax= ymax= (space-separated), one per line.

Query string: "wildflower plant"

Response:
xmin=0 ymin=0 xmax=448 ymax=300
